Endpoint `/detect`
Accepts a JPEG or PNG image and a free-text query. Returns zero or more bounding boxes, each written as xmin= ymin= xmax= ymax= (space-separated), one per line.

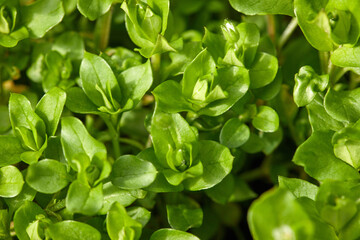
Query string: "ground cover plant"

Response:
xmin=1 ymin=0 xmax=360 ymax=239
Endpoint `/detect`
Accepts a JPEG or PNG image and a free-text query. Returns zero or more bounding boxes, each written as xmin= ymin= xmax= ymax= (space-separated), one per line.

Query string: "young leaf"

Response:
xmin=183 ymin=140 xmax=234 ymax=191
xmin=111 ymin=155 xmax=157 ymax=190
xmin=219 ymin=118 xmax=250 ymax=148
xmin=332 ymin=122 xmax=360 ymax=169
xmin=13 ymin=201 xmax=46 ymax=240
xmin=331 ymin=45 xmax=360 ymax=68
xmin=293 ymin=66 xmax=329 ymax=107
xmin=26 ymin=159 xmax=69 ymax=194
xmin=249 ymin=52 xmax=278 ymax=89
xmin=150 ymin=229 xmax=200 ymax=240
xmin=80 ymin=52 xmax=121 ymax=111
xmin=35 ymin=87 xmax=66 ymax=136
xmin=252 ymin=106 xmax=279 ymax=133
xmin=65 ymin=87 xmax=99 ymax=114
xmin=66 ymin=180 xmax=103 ymax=216
xmin=61 ymin=117 xmax=107 ymax=164
xmin=106 ymin=202 xmax=142 ymax=240
xmin=46 ymin=221 xmax=101 ymax=240
xmin=0 ymin=165 xmax=24 ymax=198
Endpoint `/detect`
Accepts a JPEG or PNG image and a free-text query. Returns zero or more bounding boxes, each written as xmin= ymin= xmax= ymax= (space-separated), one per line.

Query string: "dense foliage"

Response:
xmin=1 ymin=0 xmax=360 ymax=239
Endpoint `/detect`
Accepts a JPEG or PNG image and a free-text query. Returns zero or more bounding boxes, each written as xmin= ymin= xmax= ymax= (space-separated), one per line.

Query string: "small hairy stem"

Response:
xmin=151 ymin=53 xmax=161 ymax=87
xmin=278 ymin=18 xmax=298 ymax=50
xmin=94 ymin=6 xmax=113 ymax=51
xmin=102 ymin=114 xmax=121 ymax=159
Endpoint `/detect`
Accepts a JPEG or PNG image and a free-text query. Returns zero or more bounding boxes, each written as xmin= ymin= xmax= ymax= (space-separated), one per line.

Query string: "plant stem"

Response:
xmin=102 ymin=115 xmax=121 ymax=159
xmin=278 ymin=18 xmax=298 ymax=50
xmin=319 ymin=51 xmax=329 ymax=74
xmin=240 ymin=167 xmax=265 ymax=182
xmin=151 ymin=53 xmax=161 ymax=87
xmin=328 ymin=61 xmax=348 ymax=85
xmin=267 ymin=15 xmax=276 ymax=45
xmin=94 ymin=6 xmax=113 ymax=51
xmin=118 ymin=137 xmax=144 ymax=150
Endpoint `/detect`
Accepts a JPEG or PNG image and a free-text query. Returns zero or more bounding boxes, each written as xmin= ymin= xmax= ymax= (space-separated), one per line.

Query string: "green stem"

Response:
xmin=239 ymin=167 xmax=265 ymax=182
xmin=267 ymin=15 xmax=276 ymax=45
xmin=328 ymin=61 xmax=348 ymax=85
xmin=118 ymin=137 xmax=144 ymax=150
xmin=319 ymin=51 xmax=329 ymax=74
xmin=151 ymin=53 xmax=161 ymax=87
xmin=102 ymin=115 xmax=121 ymax=159
xmin=278 ymin=18 xmax=298 ymax=50
xmin=94 ymin=6 xmax=113 ymax=51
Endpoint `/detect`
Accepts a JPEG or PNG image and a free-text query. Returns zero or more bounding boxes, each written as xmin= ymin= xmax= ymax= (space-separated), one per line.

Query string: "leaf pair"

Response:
xmin=154 ymin=49 xmax=250 ymax=116
xmin=66 ymin=52 xmax=152 ymax=115
xmin=147 ymin=110 xmax=234 ymax=191
xmin=0 ymin=87 xmax=66 ymax=166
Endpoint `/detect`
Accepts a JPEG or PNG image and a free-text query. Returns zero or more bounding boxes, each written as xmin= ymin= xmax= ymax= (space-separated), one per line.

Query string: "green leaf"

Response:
xmin=0 ymin=27 xmax=29 ymax=48
xmin=35 ymin=87 xmax=66 ymax=136
xmin=252 ymin=67 xmax=282 ymax=101
xmin=331 ymin=45 xmax=360 ymax=68
xmin=65 ymin=87 xmax=99 ymax=114
xmin=332 ymin=121 xmax=360 ymax=169
xmin=118 ymin=60 xmax=153 ymax=110
xmin=150 ymin=229 xmax=200 ymax=240
xmin=183 ymin=140 xmax=234 ymax=191
xmin=219 ymin=118 xmax=250 ymax=148
xmin=202 ymin=27 xmax=226 ymax=63
xmin=252 ymin=106 xmax=279 ymax=132
xmin=241 ymin=132 xmax=264 ymax=153
xmin=13 ymin=201 xmax=46 ymax=240
xmin=0 ymin=136 xmax=24 ymax=167
xmin=315 ymin=180 xmax=360 ymax=232
xmin=47 ymin=221 xmax=101 ymax=240
xmin=278 ymin=176 xmax=318 ymax=200
xmin=9 ymin=93 xmax=46 ymax=150
xmin=324 ymin=88 xmax=360 ymax=123
xmin=0 ymin=165 xmax=24 ymax=198
xmin=307 ymin=95 xmax=344 ymax=132
xmin=248 ymin=188 xmax=314 ymax=240
xmin=229 ymin=0 xmax=294 ymax=16
xmin=106 ymin=202 xmax=142 ymax=240
xmin=151 ymin=111 xmax=197 ymax=169
xmin=26 ymin=159 xmax=69 ymax=194
xmin=99 ymin=182 xmax=138 ymax=215
xmin=4 ymin=179 xmax=36 ymax=214
xmin=80 ymin=52 xmax=121 ymax=111
xmin=166 ymin=199 xmax=203 ymax=231
xmin=236 ymin=22 xmax=260 ymax=67
xmin=152 ymin=80 xmax=194 ymax=113
xmin=294 ymin=0 xmax=333 ymax=51
xmin=205 ymin=174 xmax=235 ymax=204
xmin=293 ymin=131 xmax=360 ymax=181
xmin=61 ymin=117 xmax=107 ymax=164
xmin=77 ymin=0 xmax=113 ymax=21
xmin=127 ymin=206 xmax=151 ymax=227
xmin=66 ymin=180 xmax=103 ymax=216
xmin=52 ymin=31 xmax=84 ymax=60
xmin=0 ymin=209 xmax=10 ymax=239
xmin=111 ymin=155 xmax=157 ymax=189
xmin=249 ymin=52 xmax=278 ymax=89
xmin=293 ymin=66 xmax=329 ymax=107
xmin=21 ymin=0 xmax=65 ymax=38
